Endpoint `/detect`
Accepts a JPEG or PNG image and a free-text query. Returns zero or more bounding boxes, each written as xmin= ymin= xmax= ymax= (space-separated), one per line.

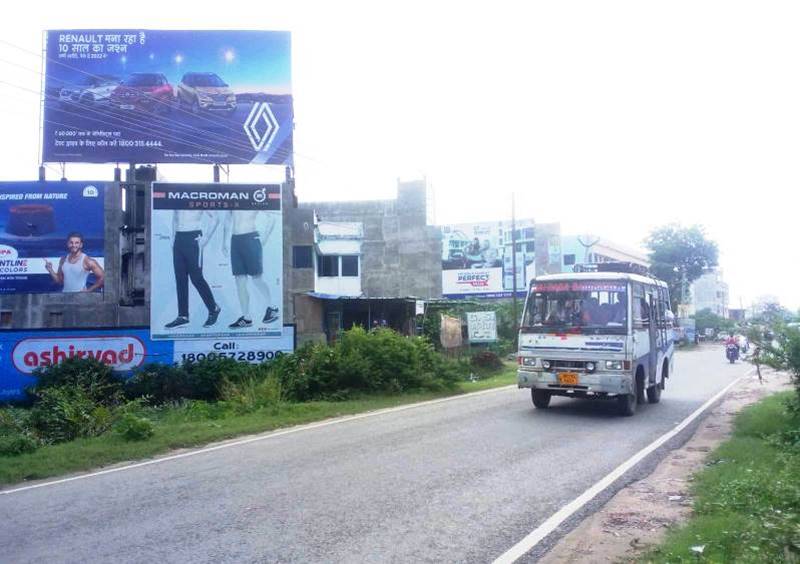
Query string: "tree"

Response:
xmin=645 ymin=224 xmax=719 ymax=312
xmin=693 ymin=308 xmax=735 ymax=335
xmin=751 ymin=301 xmax=794 ymax=325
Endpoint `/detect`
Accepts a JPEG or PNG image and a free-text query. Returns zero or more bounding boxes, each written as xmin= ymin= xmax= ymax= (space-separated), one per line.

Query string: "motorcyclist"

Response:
xmin=725 ymin=334 xmax=739 ymax=362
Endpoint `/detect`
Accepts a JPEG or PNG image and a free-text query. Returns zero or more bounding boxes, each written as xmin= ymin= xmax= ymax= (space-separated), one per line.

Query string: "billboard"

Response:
xmin=0 ymin=181 xmax=105 ymax=294
xmin=43 ymin=30 xmax=292 ymax=165
xmin=0 ymin=326 xmax=295 ymax=401
xmin=440 ymin=219 xmax=536 ymax=298
xmin=150 ymin=183 xmax=283 ymax=340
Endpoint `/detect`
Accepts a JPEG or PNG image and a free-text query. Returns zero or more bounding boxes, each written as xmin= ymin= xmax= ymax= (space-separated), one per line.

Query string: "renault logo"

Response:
xmin=243 ymin=102 xmax=279 ymax=151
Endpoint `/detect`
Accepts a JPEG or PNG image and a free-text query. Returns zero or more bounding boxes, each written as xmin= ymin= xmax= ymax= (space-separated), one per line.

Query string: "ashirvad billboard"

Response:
xmin=0 ymin=181 xmax=105 ymax=294
xmin=0 ymin=326 xmax=295 ymax=401
xmin=150 ymin=183 xmax=283 ymax=340
xmin=441 ymin=219 xmax=536 ymax=298
xmin=42 ymin=30 xmax=293 ymax=165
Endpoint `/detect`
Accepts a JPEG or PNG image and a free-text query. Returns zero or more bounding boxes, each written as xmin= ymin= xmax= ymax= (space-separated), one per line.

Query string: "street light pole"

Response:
xmin=511 ymin=193 xmax=519 ymax=346
xmin=577 ymin=234 xmax=601 ymax=265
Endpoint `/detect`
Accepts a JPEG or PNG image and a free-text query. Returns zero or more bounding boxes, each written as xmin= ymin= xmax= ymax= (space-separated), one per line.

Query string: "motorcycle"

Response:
xmin=726 ymin=343 xmax=739 ymax=363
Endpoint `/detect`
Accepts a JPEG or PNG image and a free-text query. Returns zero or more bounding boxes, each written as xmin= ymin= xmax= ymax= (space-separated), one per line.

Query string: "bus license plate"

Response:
xmin=558 ymin=372 xmax=579 ymax=386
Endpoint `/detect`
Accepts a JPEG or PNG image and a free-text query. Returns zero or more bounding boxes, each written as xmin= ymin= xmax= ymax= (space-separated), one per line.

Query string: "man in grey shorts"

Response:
xmin=222 ymin=210 xmax=278 ymax=328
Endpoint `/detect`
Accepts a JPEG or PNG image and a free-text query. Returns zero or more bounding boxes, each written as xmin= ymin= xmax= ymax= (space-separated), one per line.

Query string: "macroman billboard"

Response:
xmin=43 ymin=30 xmax=293 ymax=165
xmin=150 ymin=183 xmax=283 ymax=340
xmin=440 ymin=219 xmax=536 ymax=298
xmin=0 ymin=181 xmax=105 ymax=294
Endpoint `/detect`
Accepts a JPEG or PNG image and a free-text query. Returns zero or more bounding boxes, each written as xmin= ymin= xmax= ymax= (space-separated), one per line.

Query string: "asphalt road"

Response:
xmin=0 ymin=345 xmax=749 ymax=563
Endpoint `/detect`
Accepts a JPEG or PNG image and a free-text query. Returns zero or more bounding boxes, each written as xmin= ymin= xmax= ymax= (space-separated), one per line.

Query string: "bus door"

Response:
xmin=647 ymin=291 xmax=658 ymax=382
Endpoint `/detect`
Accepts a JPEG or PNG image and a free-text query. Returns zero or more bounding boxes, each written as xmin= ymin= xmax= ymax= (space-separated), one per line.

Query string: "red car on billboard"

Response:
xmin=110 ymin=73 xmax=174 ymax=114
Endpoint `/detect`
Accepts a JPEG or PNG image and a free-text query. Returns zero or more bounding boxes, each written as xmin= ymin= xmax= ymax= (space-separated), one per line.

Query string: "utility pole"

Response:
xmin=511 ymin=193 xmax=518 ymax=347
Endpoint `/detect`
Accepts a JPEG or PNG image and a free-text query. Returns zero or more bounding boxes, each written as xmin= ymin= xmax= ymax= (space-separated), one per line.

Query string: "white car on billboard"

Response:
xmin=177 ymin=72 xmax=237 ymax=116
xmin=59 ymin=75 xmax=122 ymax=108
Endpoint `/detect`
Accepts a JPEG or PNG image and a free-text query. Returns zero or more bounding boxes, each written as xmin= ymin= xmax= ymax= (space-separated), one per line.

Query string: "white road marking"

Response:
xmin=493 ymin=371 xmax=750 ymax=564
xmin=0 ymin=385 xmax=515 ymax=496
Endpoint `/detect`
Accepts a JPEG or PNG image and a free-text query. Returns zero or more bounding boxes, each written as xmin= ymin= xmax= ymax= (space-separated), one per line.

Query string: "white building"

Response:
xmin=560 ymin=235 xmax=649 ymax=271
xmin=691 ymin=269 xmax=729 ymax=317
xmin=313 ymin=220 xmax=363 ymax=297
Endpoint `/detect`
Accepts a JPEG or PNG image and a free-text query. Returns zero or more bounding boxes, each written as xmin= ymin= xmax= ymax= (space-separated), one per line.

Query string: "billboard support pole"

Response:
xmin=213 ymin=164 xmax=220 ymax=183
xmin=114 ymin=165 xmax=121 ymax=182
xmin=38 ymin=166 xmax=45 ymax=182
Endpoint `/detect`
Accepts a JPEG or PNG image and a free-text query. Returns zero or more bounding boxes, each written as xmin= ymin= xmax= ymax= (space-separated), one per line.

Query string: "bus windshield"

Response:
xmin=521 ymin=280 xmax=628 ymax=335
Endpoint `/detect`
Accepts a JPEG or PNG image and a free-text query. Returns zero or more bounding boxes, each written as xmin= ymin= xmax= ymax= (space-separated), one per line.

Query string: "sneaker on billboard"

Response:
xmin=262 ymin=307 xmax=279 ymax=324
xmin=229 ymin=316 xmax=253 ymax=329
xmin=165 ymin=316 xmax=189 ymax=329
xmin=204 ymin=305 xmax=221 ymax=328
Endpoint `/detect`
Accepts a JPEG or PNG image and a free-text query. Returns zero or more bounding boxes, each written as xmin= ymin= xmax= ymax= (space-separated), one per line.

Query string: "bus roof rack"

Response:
xmin=573 ymin=262 xmax=650 ymax=276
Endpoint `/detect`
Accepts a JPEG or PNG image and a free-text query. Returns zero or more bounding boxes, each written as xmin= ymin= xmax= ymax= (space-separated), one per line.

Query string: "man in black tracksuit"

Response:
xmin=165 ymin=210 xmax=221 ymax=329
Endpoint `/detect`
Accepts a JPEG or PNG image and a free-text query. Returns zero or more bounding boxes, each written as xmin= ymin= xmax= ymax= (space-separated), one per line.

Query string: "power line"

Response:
xmin=0 ymin=37 xmax=375 ymax=182
xmin=0 ymin=79 xmax=290 ymax=166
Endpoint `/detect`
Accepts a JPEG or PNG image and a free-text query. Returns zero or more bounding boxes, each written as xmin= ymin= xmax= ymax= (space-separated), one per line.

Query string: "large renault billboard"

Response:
xmin=42 ymin=30 xmax=292 ymax=165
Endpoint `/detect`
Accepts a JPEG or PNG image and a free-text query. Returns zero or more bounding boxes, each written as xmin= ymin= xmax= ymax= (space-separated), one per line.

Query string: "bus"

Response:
xmin=517 ymin=263 xmax=674 ymax=416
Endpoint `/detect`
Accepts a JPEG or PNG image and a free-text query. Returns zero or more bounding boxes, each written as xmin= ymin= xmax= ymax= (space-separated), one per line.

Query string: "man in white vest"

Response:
xmin=44 ymin=232 xmax=105 ymax=292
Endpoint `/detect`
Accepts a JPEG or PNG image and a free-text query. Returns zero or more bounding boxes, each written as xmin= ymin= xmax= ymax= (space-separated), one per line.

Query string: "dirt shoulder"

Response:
xmin=538 ymin=366 xmax=792 ymax=564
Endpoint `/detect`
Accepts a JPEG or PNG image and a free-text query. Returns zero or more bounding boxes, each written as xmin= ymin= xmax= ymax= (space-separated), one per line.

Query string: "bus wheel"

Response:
xmin=647 ymin=382 xmax=662 ymax=404
xmin=617 ymin=392 xmax=637 ymax=416
xmin=532 ymin=389 xmax=551 ymax=409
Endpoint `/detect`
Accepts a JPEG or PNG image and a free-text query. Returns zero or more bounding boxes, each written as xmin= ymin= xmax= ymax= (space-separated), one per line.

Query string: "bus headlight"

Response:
xmin=585 ymin=362 xmax=596 ymax=372
xmin=542 ymin=360 xmax=551 ymax=370
xmin=521 ymin=357 xmax=537 ymax=367
xmin=605 ymin=360 xmax=624 ymax=370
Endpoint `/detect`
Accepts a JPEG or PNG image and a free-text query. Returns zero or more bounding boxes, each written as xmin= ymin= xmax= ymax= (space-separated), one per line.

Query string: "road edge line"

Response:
xmin=493 ymin=372 xmax=750 ymax=564
xmin=1 ymin=384 xmax=516 ymax=496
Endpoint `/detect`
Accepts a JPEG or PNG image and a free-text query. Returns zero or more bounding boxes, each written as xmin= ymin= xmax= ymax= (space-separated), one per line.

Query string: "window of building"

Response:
xmin=293 ymin=246 xmax=313 ymax=268
xmin=0 ymin=311 xmax=11 ymax=328
xmin=525 ymin=242 xmax=535 ymax=252
xmin=318 ymin=255 xmax=339 ymax=277
xmin=523 ymin=227 xmax=535 ymax=239
xmin=563 ymin=254 xmax=576 ymax=266
xmin=341 ymin=255 xmax=359 ymax=277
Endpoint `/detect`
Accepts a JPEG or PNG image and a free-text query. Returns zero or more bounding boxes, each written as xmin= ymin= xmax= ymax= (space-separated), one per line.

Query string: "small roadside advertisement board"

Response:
xmin=467 ymin=311 xmax=498 ymax=343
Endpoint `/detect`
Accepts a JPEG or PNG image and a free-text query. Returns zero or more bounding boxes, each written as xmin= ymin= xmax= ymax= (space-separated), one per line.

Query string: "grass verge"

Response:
xmin=0 ymin=365 xmax=517 ymax=487
xmin=640 ymin=391 xmax=800 ymax=563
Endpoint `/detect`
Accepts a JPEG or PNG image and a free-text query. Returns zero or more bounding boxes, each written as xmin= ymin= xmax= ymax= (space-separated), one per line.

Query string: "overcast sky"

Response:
xmin=2 ymin=1 xmax=798 ymax=310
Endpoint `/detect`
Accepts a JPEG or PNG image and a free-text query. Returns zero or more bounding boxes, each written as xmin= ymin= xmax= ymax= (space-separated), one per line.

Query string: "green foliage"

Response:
xmin=754 ymin=324 xmax=800 ymax=415
xmin=273 ymin=327 xmax=463 ymax=401
xmin=125 ymin=357 xmax=252 ymax=405
xmin=219 ymin=374 xmax=282 ymax=414
xmin=422 ymin=299 xmax=520 ymax=352
xmin=694 ymin=308 xmax=736 ymax=334
xmin=115 ymin=413 xmax=155 ymax=441
xmin=31 ymin=357 xmax=124 ymax=406
xmin=642 ymin=394 xmax=800 ymax=563
xmin=749 ymin=301 xmax=795 ymax=325
xmin=0 ymin=433 xmax=38 ymax=456
xmin=28 ymin=386 xmax=116 ymax=443
xmin=645 ymin=224 xmax=719 ymax=311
